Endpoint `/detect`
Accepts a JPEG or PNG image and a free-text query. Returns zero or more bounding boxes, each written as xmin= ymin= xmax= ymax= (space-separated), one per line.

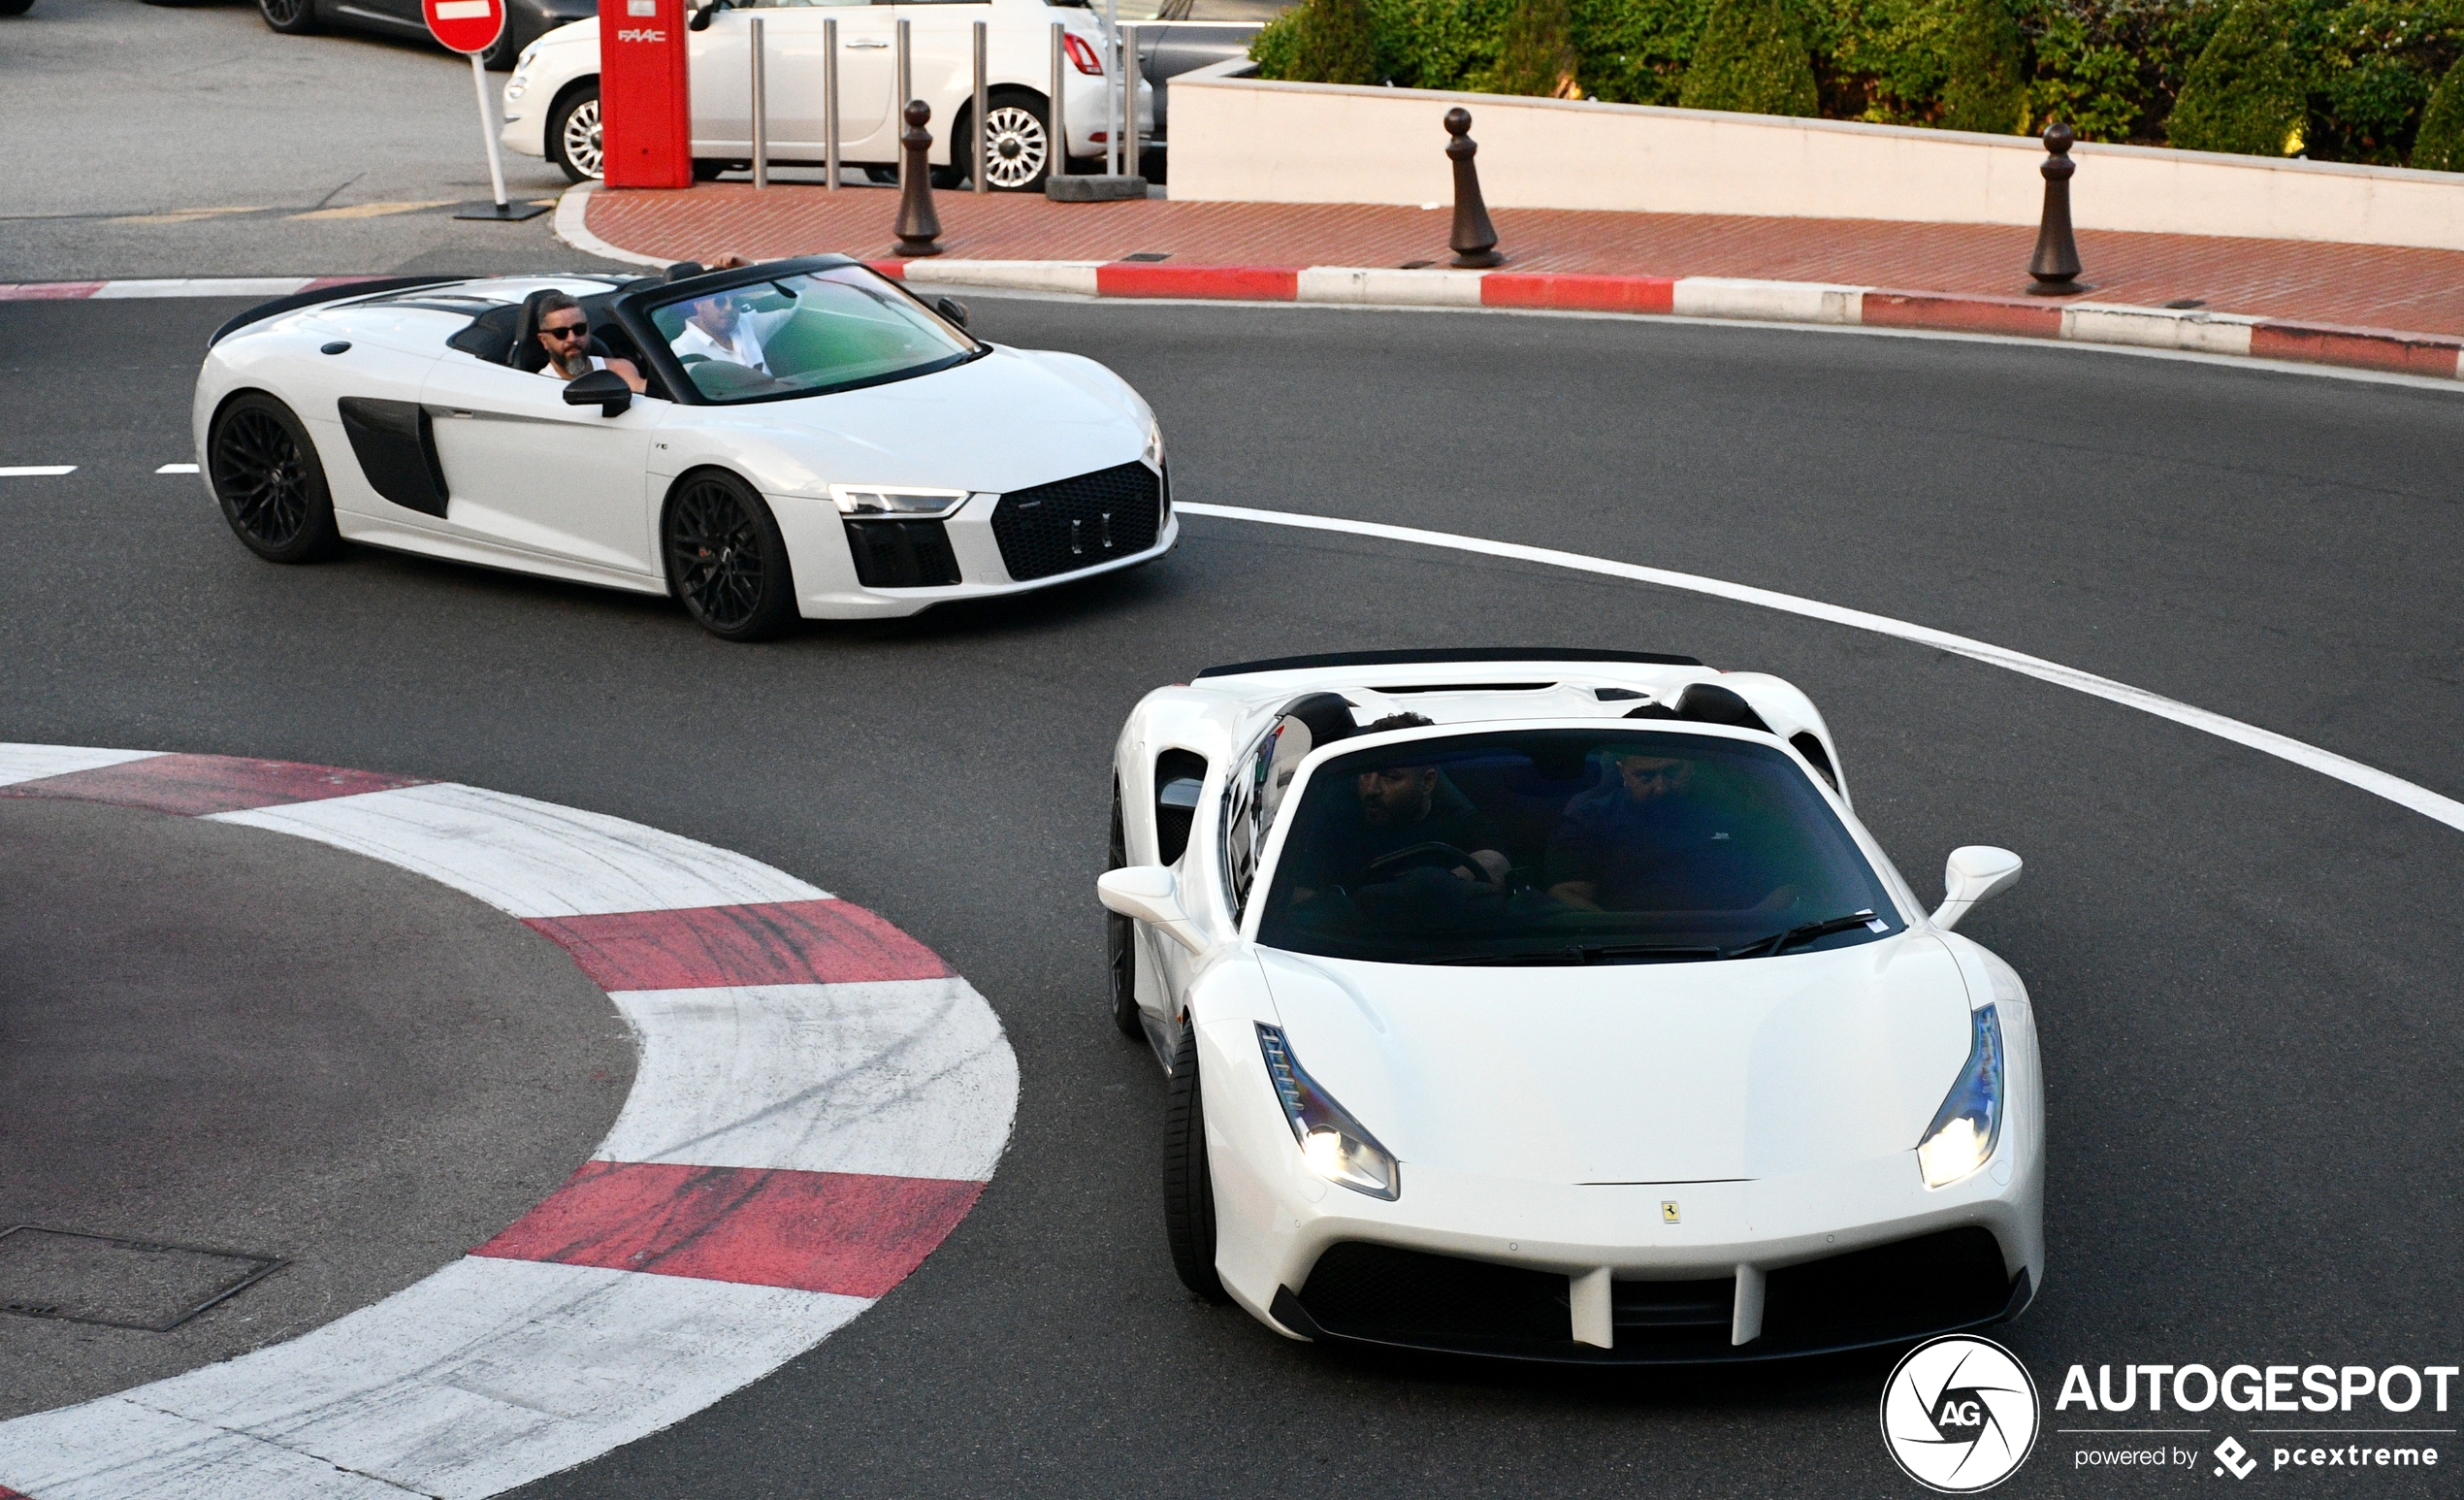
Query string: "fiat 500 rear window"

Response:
xmin=1254 ymin=729 xmax=1901 ymax=965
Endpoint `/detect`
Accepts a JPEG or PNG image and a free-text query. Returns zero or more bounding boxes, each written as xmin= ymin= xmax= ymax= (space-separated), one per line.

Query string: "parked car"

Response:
xmin=217 ymin=0 xmax=589 ymax=70
xmin=1118 ymin=0 xmax=1289 ymax=179
xmin=503 ymin=0 xmax=1152 ymax=189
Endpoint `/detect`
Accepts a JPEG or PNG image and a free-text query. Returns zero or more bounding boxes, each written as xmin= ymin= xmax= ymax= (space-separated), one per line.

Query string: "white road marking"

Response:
xmin=157 ymin=463 xmax=200 ymax=474
xmin=602 ymin=979 xmax=1021 ymax=1181
xmin=0 ymin=466 xmax=78 ymax=477
xmin=1180 ymin=502 xmax=2464 ymax=835
xmin=0 ymin=744 xmax=160 ymax=787
xmin=211 ymin=781 xmax=829 ymax=918
xmin=0 ymin=1259 xmax=866 ymax=1500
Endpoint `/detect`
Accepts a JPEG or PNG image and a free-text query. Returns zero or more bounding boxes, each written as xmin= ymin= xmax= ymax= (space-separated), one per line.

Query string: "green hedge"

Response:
xmin=1250 ymin=0 xmax=2464 ymax=167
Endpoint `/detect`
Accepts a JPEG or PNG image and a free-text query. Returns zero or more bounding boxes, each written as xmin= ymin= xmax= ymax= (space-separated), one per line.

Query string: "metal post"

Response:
xmin=896 ymin=16 xmax=912 ymax=190
xmin=972 ymin=18 xmax=989 ymax=194
xmin=470 ymin=53 xmax=509 ymax=211
xmin=1104 ymin=0 xmax=1119 ymax=177
xmin=1050 ymin=21 xmax=1067 ymax=181
xmin=824 ymin=16 xmax=840 ymax=190
xmin=749 ymin=16 xmax=768 ymax=189
xmin=1122 ymin=22 xmax=1141 ymax=180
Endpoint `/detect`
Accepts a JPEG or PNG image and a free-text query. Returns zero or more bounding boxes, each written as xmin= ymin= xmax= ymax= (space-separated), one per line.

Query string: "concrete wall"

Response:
xmin=1168 ymin=72 xmax=2464 ymax=251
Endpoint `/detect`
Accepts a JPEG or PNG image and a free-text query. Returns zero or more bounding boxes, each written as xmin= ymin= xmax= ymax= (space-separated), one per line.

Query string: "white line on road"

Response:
xmin=0 ymin=466 xmax=77 ymax=477
xmin=157 ymin=463 xmax=200 ymax=473
xmin=1180 ymin=502 xmax=2464 ymax=836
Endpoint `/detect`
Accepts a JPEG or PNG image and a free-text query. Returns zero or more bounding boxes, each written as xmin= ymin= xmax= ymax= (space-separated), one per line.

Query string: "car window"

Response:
xmin=642 ymin=266 xmax=977 ymax=404
xmin=1253 ymin=729 xmax=1901 ymax=965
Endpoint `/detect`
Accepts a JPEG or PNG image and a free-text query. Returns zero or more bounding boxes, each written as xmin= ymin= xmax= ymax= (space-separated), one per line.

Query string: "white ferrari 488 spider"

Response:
xmin=1097 ymin=649 xmax=2041 ymax=1362
xmin=194 ymin=256 xmax=1173 ymax=639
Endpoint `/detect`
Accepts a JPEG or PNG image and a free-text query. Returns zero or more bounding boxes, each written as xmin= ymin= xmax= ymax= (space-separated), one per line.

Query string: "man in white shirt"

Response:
xmin=669 ymin=289 xmax=792 ymax=374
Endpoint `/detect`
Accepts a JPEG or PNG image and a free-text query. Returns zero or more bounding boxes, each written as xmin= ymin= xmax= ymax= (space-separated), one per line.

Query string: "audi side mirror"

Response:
xmin=1097 ymin=866 xmax=1209 ymax=955
xmin=934 ymin=295 xmax=970 ymax=330
xmin=563 ymin=369 xmax=632 ymax=417
xmin=1930 ymin=846 xmax=2022 ymax=930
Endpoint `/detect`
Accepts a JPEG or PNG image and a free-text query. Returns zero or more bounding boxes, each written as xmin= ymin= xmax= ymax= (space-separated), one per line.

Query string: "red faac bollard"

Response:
xmin=600 ymin=0 xmax=693 ymax=189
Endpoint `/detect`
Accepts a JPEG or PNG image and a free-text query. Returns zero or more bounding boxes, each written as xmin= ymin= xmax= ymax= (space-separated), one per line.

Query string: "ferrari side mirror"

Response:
xmin=563 ymin=369 xmax=632 ymax=417
xmin=1931 ymin=846 xmax=2022 ymax=930
xmin=933 ymin=295 xmax=970 ymax=329
xmin=1098 ymin=866 xmax=1209 ymax=955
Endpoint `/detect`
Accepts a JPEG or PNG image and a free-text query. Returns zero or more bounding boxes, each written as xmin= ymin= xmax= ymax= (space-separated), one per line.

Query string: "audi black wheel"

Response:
xmin=208 ymin=393 xmax=340 ymax=564
xmin=662 ymin=471 xmax=798 ymax=641
xmin=257 ymin=0 xmax=317 ymax=35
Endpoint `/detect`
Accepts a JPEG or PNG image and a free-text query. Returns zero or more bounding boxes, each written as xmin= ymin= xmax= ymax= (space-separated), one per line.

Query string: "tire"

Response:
xmin=257 ymin=0 xmax=316 ymax=34
xmin=693 ymin=158 xmax=730 ymax=181
xmin=960 ymin=87 xmax=1054 ymax=192
xmin=662 ymin=470 xmax=799 ymax=641
xmin=0 ymin=0 xmax=35 ymax=16
xmin=1163 ymin=1024 xmax=1228 ymax=1302
xmin=1108 ymin=784 xmax=1143 ymax=1038
xmin=547 ymin=83 xmax=602 ymax=182
xmin=208 ymin=393 xmax=342 ymax=564
xmin=863 ymin=165 xmax=898 ymax=185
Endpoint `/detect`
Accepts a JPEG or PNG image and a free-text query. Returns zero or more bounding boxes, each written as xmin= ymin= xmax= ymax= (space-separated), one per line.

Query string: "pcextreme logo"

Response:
xmin=1881 ymin=1335 xmax=2043 ymax=1492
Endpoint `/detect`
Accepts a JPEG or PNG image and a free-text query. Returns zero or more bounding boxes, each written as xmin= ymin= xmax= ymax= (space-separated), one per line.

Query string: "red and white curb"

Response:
xmin=0 ymin=744 xmax=1016 ymax=1500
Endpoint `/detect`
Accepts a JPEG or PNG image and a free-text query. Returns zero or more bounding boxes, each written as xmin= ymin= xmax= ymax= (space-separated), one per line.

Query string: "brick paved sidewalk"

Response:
xmin=588 ymin=184 xmax=2464 ymax=339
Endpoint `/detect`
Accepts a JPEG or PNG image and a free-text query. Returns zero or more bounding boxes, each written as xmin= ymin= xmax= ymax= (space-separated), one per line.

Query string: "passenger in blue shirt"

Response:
xmin=1544 ymin=750 xmax=1755 ymax=912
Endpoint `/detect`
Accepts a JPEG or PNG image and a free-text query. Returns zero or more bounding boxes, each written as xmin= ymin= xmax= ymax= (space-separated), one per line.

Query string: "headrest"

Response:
xmin=665 ymin=261 xmax=706 ymax=281
xmin=508 ymin=289 xmax=559 ymax=373
xmin=1626 ymin=682 xmax=1771 ymax=733
xmin=1277 ymin=693 xmax=1359 ymax=748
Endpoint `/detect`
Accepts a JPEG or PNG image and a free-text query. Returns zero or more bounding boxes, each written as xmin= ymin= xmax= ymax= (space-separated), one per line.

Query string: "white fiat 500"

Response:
xmin=1098 ymin=649 xmax=2041 ymax=1362
xmin=193 ymin=256 xmax=1172 ymax=640
xmin=501 ymin=0 xmax=1151 ymax=186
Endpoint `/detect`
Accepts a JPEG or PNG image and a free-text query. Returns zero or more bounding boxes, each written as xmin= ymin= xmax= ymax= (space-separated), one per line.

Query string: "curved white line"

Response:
xmin=554 ymin=183 xmax=667 ymax=270
xmin=1179 ymin=502 xmax=2464 ymax=835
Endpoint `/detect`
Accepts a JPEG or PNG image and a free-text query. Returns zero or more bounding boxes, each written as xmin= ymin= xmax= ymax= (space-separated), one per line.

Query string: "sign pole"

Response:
xmin=472 ymin=52 xmax=512 ymax=213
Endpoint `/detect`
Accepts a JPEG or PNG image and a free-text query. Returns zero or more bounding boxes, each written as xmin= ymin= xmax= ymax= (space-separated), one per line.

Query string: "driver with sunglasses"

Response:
xmin=532 ymin=291 xmax=645 ymax=392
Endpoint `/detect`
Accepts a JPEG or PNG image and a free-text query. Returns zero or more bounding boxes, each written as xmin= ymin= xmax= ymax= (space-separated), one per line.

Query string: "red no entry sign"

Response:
xmin=424 ymin=0 xmax=505 ymax=54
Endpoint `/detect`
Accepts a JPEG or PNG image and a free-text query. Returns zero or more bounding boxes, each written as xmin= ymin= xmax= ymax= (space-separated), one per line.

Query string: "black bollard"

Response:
xmin=1444 ymin=109 xmax=1504 ymax=270
xmin=894 ymin=99 xmax=943 ymax=259
xmin=2026 ymin=121 xmax=2086 ymax=296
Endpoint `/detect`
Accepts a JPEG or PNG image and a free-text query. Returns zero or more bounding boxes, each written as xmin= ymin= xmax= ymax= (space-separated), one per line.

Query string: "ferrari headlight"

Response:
xmin=1256 ymin=1024 xmax=1399 ymax=1200
xmin=1142 ymin=416 xmax=1164 ymax=470
xmin=1916 ymin=1004 xmax=2004 ymax=1189
xmin=829 ymin=484 xmax=971 ymax=518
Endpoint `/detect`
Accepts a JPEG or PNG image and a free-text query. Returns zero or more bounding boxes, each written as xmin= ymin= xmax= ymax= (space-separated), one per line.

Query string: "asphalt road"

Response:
xmin=1 ymin=291 xmax=2458 ymax=1496
xmin=0 ymin=0 xmax=623 ymax=279
xmin=0 ymin=797 xmax=632 ymax=1419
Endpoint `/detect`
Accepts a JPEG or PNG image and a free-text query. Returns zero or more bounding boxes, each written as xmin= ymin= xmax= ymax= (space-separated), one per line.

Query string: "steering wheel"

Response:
xmin=1363 ymin=842 xmax=1485 ymax=882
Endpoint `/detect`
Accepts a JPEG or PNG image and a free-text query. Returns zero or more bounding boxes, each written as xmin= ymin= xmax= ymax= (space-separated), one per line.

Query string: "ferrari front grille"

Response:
xmin=989 ymin=461 xmax=1161 ymax=582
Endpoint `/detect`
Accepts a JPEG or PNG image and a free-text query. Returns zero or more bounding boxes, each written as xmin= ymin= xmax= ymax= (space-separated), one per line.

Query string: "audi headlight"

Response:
xmin=829 ymin=484 xmax=971 ymax=518
xmin=1256 ymin=1024 xmax=1399 ymax=1200
xmin=1142 ymin=416 xmax=1163 ymax=470
xmin=1916 ymin=1004 xmax=2004 ymax=1189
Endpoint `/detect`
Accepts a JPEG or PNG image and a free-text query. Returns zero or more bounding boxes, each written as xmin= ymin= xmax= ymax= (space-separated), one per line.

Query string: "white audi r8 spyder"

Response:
xmin=1097 ymin=649 xmax=2041 ymax=1362
xmin=193 ymin=256 xmax=1174 ymax=639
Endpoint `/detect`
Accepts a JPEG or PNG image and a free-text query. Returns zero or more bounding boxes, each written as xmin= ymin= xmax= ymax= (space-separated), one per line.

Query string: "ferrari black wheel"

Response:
xmin=663 ymin=471 xmax=798 ymax=641
xmin=208 ymin=393 xmax=340 ymax=563
xmin=257 ymin=0 xmax=316 ymax=34
xmin=1163 ymin=1024 xmax=1228 ymax=1302
xmin=1108 ymin=784 xmax=1143 ymax=1037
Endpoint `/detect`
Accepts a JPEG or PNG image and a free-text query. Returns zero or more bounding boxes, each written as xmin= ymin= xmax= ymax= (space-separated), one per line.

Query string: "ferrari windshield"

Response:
xmin=644 ymin=267 xmax=977 ymax=403
xmin=1253 ymin=729 xmax=1902 ymax=965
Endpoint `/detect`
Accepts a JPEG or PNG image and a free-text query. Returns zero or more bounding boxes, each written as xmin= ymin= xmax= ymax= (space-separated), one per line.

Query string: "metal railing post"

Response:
xmin=1104 ymin=0 xmax=1119 ymax=176
xmin=895 ymin=16 xmax=912 ymax=189
xmin=823 ymin=16 xmax=840 ymax=190
xmin=1122 ymin=22 xmax=1142 ymax=179
xmin=749 ymin=15 xmax=768 ymax=189
xmin=972 ymin=18 xmax=989 ymax=194
xmin=1050 ymin=21 xmax=1067 ymax=181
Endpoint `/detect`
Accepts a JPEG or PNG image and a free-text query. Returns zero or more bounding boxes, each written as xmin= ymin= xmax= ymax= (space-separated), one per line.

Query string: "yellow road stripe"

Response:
xmin=287 ymin=200 xmax=458 ymax=221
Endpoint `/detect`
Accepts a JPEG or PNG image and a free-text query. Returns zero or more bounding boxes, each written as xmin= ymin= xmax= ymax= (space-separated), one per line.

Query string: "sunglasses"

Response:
xmin=541 ymin=323 xmax=590 ymax=341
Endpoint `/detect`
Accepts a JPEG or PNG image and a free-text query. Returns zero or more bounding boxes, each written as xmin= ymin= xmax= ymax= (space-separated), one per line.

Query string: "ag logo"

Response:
xmin=1880 ymin=1335 xmax=2040 ymax=1492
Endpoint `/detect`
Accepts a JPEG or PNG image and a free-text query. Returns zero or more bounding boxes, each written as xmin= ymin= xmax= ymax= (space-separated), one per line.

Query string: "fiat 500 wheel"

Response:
xmin=663 ymin=471 xmax=799 ymax=641
xmin=207 ymin=393 xmax=341 ymax=563
xmin=549 ymin=85 xmax=602 ymax=181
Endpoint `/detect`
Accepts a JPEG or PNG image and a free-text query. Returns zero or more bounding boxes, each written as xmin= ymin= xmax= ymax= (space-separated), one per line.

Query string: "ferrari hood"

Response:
xmin=690 ymin=345 xmax=1149 ymax=498
xmin=1252 ymin=935 xmax=1977 ymax=1186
